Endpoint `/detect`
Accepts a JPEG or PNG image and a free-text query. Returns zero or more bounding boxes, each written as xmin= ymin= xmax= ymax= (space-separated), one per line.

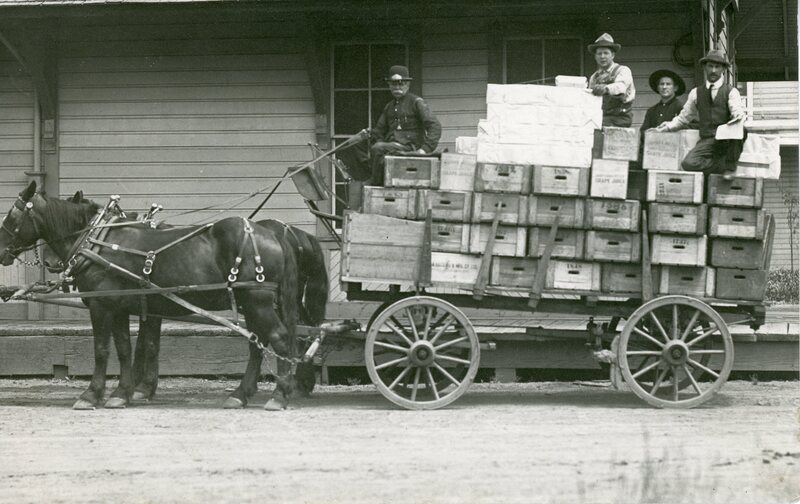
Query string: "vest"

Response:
xmin=697 ymin=83 xmax=732 ymax=139
xmin=593 ymin=64 xmax=629 ymax=115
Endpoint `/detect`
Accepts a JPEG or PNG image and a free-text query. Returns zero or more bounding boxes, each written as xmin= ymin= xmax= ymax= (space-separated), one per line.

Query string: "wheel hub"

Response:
xmin=408 ymin=340 xmax=435 ymax=367
xmin=662 ymin=340 xmax=690 ymax=366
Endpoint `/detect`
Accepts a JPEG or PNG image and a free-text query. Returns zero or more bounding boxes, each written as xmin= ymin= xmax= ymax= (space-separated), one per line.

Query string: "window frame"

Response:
xmin=502 ymin=35 xmax=585 ymax=85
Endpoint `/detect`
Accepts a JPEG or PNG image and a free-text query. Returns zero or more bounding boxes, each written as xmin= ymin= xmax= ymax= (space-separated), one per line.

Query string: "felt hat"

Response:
xmin=385 ymin=65 xmax=413 ymax=82
xmin=588 ymin=33 xmax=621 ymax=53
xmin=649 ymin=69 xmax=686 ymax=96
xmin=699 ymin=49 xmax=730 ymax=67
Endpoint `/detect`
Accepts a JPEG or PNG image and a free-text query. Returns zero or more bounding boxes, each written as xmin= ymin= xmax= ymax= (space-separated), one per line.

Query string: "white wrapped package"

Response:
xmin=455 ymin=136 xmax=478 ymax=155
xmin=476 ymin=140 xmax=593 ymax=168
xmin=487 ymin=103 xmax=602 ymax=129
xmin=495 ymin=122 xmax=595 ymax=147
xmin=555 ymin=75 xmax=588 ymax=88
xmin=486 ymin=83 xmax=602 ymax=110
xmin=736 ymin=133 xmax=781 ymax=179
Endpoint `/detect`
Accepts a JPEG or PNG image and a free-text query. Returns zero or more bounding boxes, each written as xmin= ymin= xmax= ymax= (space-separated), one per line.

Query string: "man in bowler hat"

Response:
xmin=587 ymin=33 xmax=636 ymax=127
xmin=655 ymin=49 xmax=745 ymax=178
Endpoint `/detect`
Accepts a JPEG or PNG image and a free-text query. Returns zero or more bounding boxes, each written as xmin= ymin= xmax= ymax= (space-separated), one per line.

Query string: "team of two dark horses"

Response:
xmin=0 ymin=181 xmax=328 ymax=411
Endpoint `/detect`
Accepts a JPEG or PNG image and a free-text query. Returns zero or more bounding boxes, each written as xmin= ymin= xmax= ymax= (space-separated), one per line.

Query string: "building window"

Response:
xmin=503 ymin=37 xmax=583 ymax=84
xmin=330 ymin=42 xmax=408 ymax=223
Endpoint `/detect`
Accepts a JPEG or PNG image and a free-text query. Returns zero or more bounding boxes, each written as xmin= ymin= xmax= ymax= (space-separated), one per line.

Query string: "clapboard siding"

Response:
xmin=763 ymin=147 xmax=800 ymax=270
xmin=58 ymin=20 xmax=316 ymax=231
xmin=0 ymin=47 xmax=33 ymax=296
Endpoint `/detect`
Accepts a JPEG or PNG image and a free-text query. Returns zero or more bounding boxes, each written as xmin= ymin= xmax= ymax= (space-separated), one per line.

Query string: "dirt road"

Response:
xmin=0 ymin=378 xmax=798 ymax=504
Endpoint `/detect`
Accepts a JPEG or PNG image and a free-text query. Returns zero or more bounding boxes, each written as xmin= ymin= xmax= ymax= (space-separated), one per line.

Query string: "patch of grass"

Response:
xmin=765 ymin=268 xmax=799 ymax=304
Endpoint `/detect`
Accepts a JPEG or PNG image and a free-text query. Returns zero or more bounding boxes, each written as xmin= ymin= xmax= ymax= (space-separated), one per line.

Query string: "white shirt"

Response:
xmin=661 ymin=79 xmax=744 ymax=131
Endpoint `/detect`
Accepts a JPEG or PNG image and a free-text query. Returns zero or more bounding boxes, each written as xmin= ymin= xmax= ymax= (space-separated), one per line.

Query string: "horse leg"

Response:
xmin=132 ymin=316 xmax=162 ymax=401
xmin=222 ymin=342 xmax=263 ymax=409
xmin=73 ymin=306 xmax=113 ymax=410
xmin=105 ymin=310 xmax=134 ymax=408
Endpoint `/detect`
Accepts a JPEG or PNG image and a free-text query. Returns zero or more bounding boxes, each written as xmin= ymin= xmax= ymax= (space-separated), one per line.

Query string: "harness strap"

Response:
xmin=26 ymin=280 xmax=276 ymax=300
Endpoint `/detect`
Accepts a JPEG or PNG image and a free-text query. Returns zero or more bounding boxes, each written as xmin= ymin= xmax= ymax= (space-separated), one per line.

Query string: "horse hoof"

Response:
xmin=264 ymin=398 xmax=287 ymax=411
xmin=104 ymin=397 xmax=128 ymax=409
xmin=131 ymin=390 xmax=150 ymax=402
xmin=72 ymin=399 xmax=96 ymax=410
xmin=223 ymin=397 xmax=245 ymax=409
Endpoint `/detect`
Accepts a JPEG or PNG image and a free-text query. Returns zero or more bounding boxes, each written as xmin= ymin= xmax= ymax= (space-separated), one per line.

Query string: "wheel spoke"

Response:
xmin=425 ymin=368 xmax=440 ymax=400
xmin=631 ymin=358 xmax=663 ymax=380
xmin=672 ymin=367 xmax=679 ymax=401
xmin=686 ymin=325 xmax=719 ymax=348
xmin=429 ymin=315 xmax=455 ymax=345
xmin=626 ymin=350 xmax=662 ymax=356
xmin=375 ymin=356 xmax=408 ymax=371
xmin=679 ymin=309 xmax=701 ymax=341
xmin=437 ymin=354 xmax=471 ymax=366
xmin=385 ymin=320 xmax=414 ymax=347
xmin=387 ymin=365 xmax=414 ymax=391
xmin=411 ymin=368 xmax=421 ymax=401
xmin=373 ymin=340 xmax=410 ymax=354
xmin=649 ymin=311 xmax=670 ymax=343
xmin=648 ymin=367 xmax=669 ymax=394
xmin=687 ymin=357 xmax=720 ymax=379
xmin=421 ymin=306 xmax=433 ymax=340
xmin=404 ymin=308 xmax=421 ymax=341
xmin=672 ymin=304 xmax=679 ymax=340
xmin=633 ymin=326 xmax=665 ymax=348
xmin=682 ymin=364 xmax=703 ymax=395
xmin=434 ymin=335 xmax=468 ymax=352
xmin=433 ymin=363 xmax=461 ymax=387
xmin=689 ymin=349 xmax=725 ymax=355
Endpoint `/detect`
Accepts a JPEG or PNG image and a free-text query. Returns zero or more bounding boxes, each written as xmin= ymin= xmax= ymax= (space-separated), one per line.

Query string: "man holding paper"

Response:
xmin=654 ymin=49 xmax=745 ymax=179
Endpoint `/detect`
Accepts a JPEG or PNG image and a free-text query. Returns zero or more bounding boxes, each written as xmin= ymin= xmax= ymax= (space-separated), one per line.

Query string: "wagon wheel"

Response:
xmin=365 ymin=296 xmax=480 ymax=410
xmin=618 ymin=295 xmax=733 ymax=409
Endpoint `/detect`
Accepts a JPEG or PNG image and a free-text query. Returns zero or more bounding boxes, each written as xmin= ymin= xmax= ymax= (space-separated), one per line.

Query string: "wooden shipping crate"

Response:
xmin=594 ymin=127 xmax=639 ymax=161
xmin=472 ymin=193 xmax=528 ymax=225
xmin=641 ymin=130 xmax=700 ymax=171
xmin=710 ymin=238 xmax=765 ymax=269
xmin=706 ymin=175 xmax=764 ymax=208
xmin=527 ymin=195 xmax=585 ymax=228
xmin=490 ymin=256 xmax=538 ymax=288
xmin=627 ymin=169 xmax=647 ymax=201
xmin=709 ymin=208 xmax=768 ymax=239
xmin=474 ymin=163 xmax=532 ymax=194
xmin=650 ymin=235 xmax=707 ymax=266
xmin=656 ymin=266 xmax=715 ymax=298
xmin=417 ymin=189 xmax=472 ymax=222
xmin=715 ymin=268 xmax=768 ymax=301
xmin=430 ymin=252 xmax=482 ymax=287
xmin=384 ymin=156 xmax=440 ymax=188
xmin=601 ymin=263 xmax=644 ymax=294
xmin=361 ymin=186 xmax=418 ymax=220
xmin=589 ymin=159 xmax=629 ymax=199
xmin=648 ymin=203 xmax=707 ymax=235
xmin=532 ymin=165 xmax=589 ymax=196
xmin=585 ymin=230 xmax=641 ymax=263
xmin=527 ymin=228 xmax=585 ymax=259
xmin=647 ymin=171 xmax=704 ymax=203
xmin=546 ymin=260 xmax=601 ymax=291
xmin=431 ymin=222 xmax=470 ymax=253
xmin=585 ymin=199 xmax=641 ymax=231
xmin=341 ymin=212 xmax=424 ymax=284
xmin=439 ymin=153 xmax=477 ymax=192
xmin=469 ymin=224 xmax=527 ymax=257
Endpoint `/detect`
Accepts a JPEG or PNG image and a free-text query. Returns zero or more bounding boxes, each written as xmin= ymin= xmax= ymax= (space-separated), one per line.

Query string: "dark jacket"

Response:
xmin=372 ymin=92 xmax=442 ymax=153
xmin=640 ymin=96 xmax=685 ymax=132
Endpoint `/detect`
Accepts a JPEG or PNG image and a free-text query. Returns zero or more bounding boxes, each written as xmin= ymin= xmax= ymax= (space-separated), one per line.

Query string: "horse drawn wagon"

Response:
xmin=0 ymin=110 xmax=777 ymax=412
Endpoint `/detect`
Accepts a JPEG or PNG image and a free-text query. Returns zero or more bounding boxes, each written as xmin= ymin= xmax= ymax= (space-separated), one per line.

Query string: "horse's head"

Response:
xmin=0 ymin=181 xmax=46 ymax=266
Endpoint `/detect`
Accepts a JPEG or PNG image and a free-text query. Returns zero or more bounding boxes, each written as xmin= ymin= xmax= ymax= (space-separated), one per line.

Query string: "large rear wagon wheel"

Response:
xmin=618 ymin=295 xmax=734 ymax=409
xmin=365 ymin=296 xmax=480 ymax=410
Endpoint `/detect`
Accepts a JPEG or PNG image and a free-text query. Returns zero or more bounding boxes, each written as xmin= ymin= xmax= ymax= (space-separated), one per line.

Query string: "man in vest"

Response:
xmin=367 ymin=65 xmax=442 ymax=185
xmin=588 ymin=33 xmax=636 ymax=127
xmin=654 ymin=50 xmax=745 ymax=179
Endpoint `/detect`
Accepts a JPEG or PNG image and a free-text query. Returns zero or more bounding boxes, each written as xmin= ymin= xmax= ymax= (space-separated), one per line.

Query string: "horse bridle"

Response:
xmin=0 ymin=196 xmax=42 ymax=259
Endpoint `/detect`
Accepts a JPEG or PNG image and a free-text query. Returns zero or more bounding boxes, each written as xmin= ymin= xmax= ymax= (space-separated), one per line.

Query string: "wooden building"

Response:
xmin=0 ymin=0 xmax=795 ymax=323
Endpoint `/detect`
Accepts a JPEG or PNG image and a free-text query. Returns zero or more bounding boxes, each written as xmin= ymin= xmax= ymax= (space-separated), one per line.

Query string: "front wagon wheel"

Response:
xmin=618 ymin=295 xmax=734 ymax=409
xmin=365 ymin=296 xmax=480 ymax=410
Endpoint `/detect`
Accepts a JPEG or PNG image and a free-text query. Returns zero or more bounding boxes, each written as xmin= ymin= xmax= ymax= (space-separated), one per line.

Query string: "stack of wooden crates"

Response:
xmin=343 ymin=81 xmax=777 ymax=301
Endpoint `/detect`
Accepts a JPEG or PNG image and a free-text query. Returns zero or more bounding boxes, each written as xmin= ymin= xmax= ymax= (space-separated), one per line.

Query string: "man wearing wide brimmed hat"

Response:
xmin=655 ymin=49 xmax=745 ymax=178
xmin=587 ymin=33 xmax=636 ymax=127
xmin=640 ymin=69 xmax=686 ymax=132
xmin=367 ymin=65 xmax=442 ymax=185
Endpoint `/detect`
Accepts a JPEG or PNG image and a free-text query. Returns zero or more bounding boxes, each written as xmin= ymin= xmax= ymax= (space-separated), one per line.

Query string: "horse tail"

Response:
xmin=277 ymin=235 xmax=299 ymax=336
xmin=300 ymin=231 xmax=328 ymax=326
